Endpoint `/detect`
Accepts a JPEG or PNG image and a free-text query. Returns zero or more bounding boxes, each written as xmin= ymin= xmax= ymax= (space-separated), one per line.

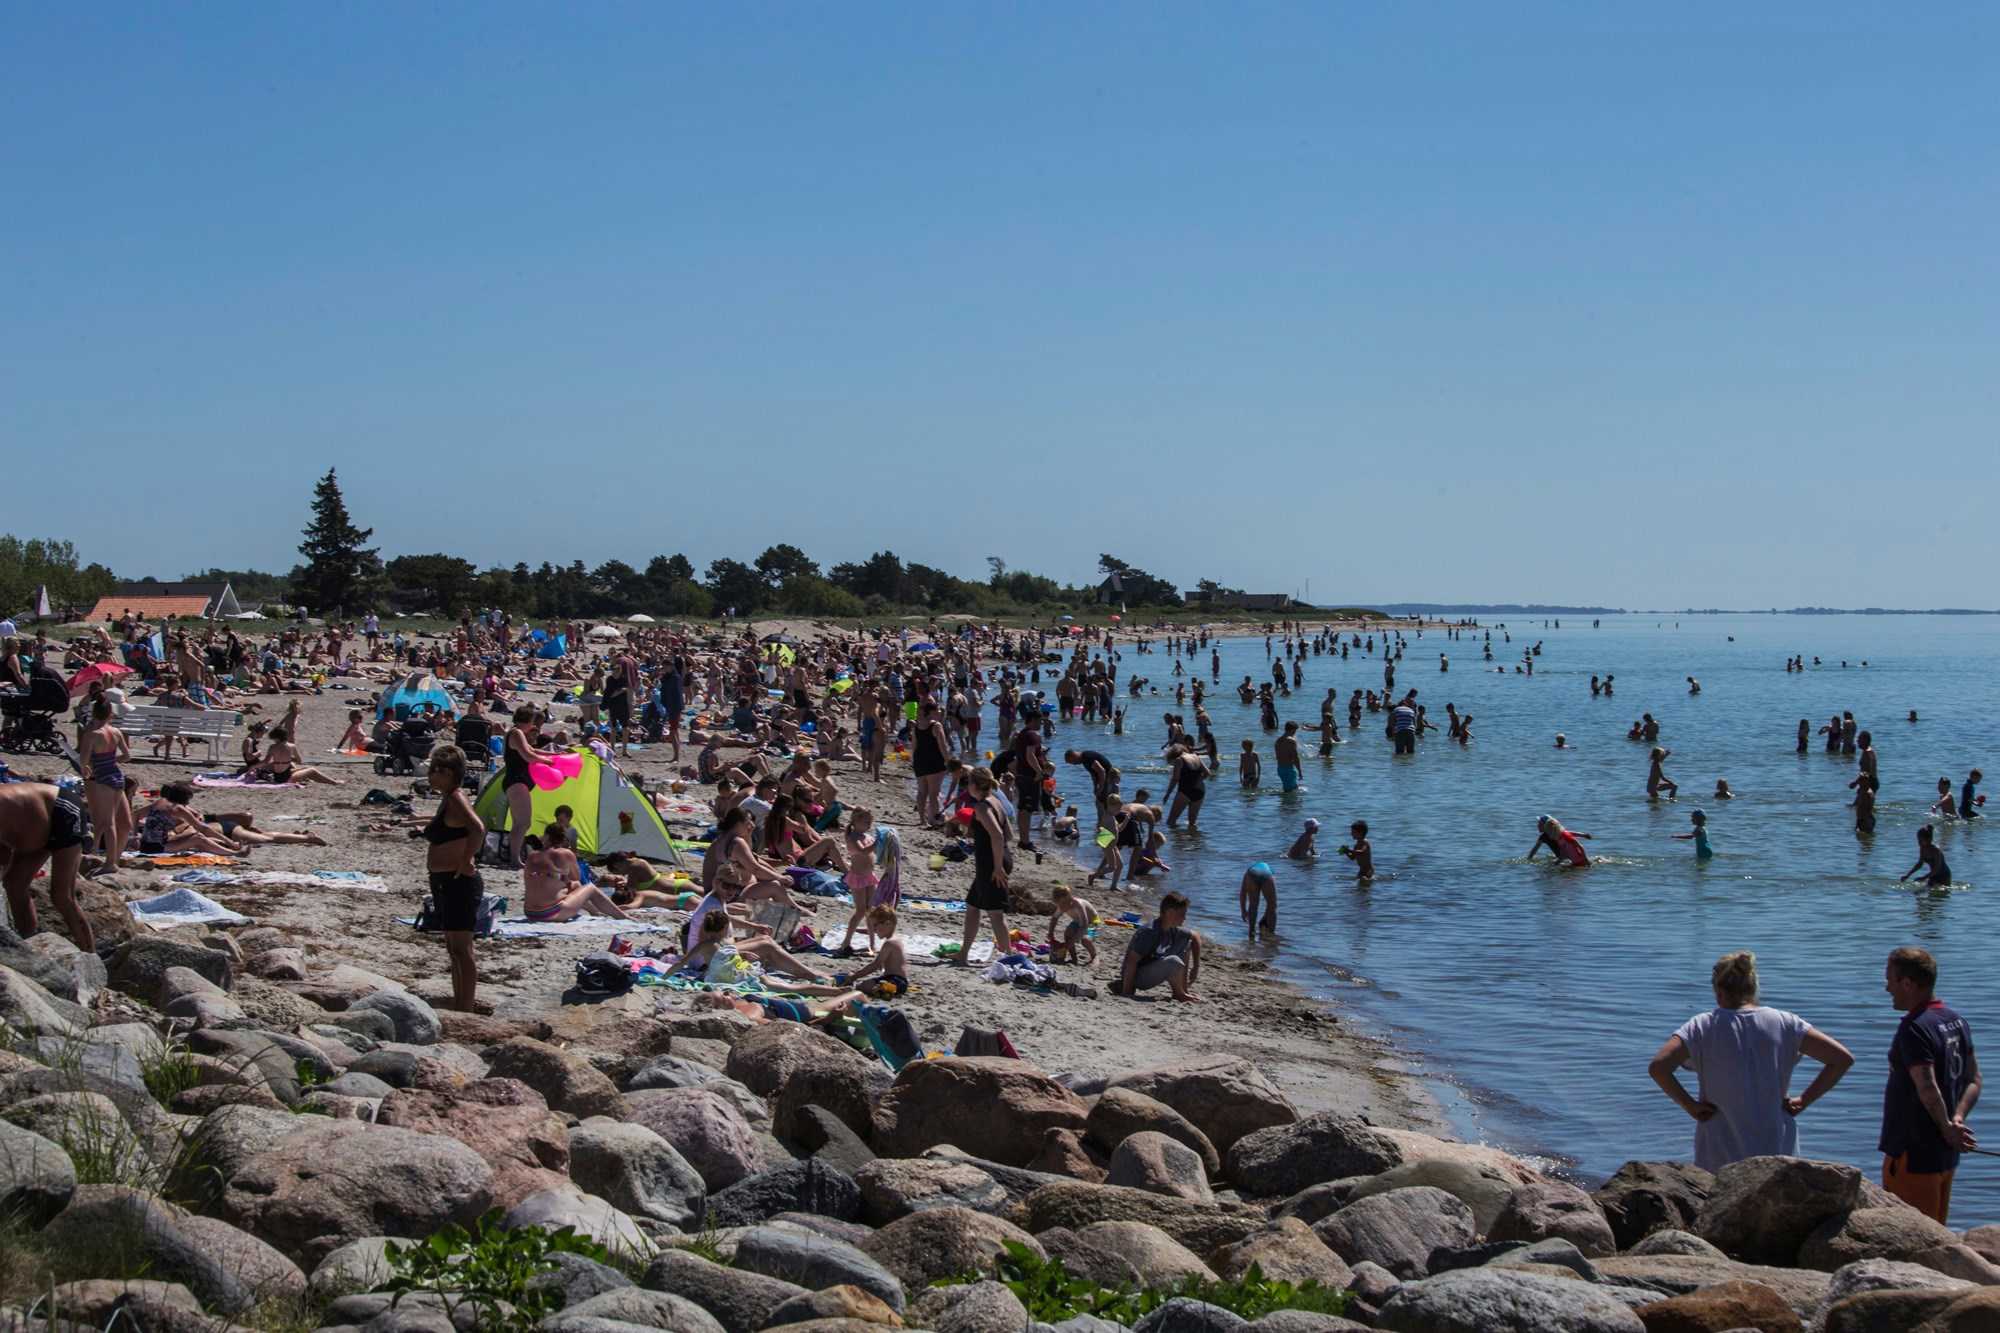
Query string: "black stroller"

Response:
xmin=0 ymin=673 xmax=71 ymax=756
xmin=374 ymin=716 xmax=439 ymax=777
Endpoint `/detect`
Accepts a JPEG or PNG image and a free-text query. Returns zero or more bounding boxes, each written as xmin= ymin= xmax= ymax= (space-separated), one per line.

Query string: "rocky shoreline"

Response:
xmin=4 ymin=643 xmax=1999 ymax=1330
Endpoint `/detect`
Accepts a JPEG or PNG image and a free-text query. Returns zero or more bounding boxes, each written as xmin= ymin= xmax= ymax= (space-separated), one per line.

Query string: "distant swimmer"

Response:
xmin=1901 ymin=825 xmax=1952 ymax=889
xmin=1528 ymin=815 xmax=1594 ymax=868
xmin=1688 ymin=677 xmax=1702 ymax=695
xmin=1909 ymin=710 xmax=1920 ymax=723
xmin=1714 ymin=779 xmax=1734 ymax=801
xmin=1649 ymin=747 xmax=1679 ymax=801
xmin=1555 ymin=733 xmax=1569 ymax=749
xmin=1675 ymin=808 xmax=1715 ymax=860
xmin=1337 ymin=820 xmax=1374 ymax=882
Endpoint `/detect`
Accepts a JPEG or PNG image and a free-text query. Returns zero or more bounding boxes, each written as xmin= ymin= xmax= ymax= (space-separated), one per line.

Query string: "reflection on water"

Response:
xmin=1012 ymin=613 xmax=2000 ymax=1222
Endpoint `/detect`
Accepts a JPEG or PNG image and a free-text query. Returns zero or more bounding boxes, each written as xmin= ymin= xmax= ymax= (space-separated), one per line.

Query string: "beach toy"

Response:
xmin=928 ymin=853 xmax=947 ymax=871
xmin=528 ymin=751 xmax=584 ymax=790
xmin=1095 ymin=828 xmax=1115 ymax=848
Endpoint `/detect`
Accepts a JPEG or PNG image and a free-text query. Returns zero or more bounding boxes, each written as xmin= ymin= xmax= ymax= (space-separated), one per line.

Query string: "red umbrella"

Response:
xmin=67 ymin=662 xmax=133 ymax=698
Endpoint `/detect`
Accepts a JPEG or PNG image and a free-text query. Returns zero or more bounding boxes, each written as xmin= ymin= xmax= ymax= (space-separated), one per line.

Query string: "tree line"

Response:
xmin=4 ymin=470 xmax=1198 ymax=623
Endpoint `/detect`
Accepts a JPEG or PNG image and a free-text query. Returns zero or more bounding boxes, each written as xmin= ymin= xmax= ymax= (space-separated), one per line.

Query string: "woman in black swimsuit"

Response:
xmin=1167 ymin=747 xmax=1209 ymax=832
xmin=910 ymin=700 xmax=952 ymax=829
xmin=423 ymin=745 xmax=485 ymax=1011
xmin=957 ymin=767 xmax=1012 ymax=963
xmin=503 ymin=706 xmax=555 ymax=868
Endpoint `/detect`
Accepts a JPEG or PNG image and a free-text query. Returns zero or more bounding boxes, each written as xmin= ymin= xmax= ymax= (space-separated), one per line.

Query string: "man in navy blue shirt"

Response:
xmin=1879 ymin=947 xmax=1982 ymax=1223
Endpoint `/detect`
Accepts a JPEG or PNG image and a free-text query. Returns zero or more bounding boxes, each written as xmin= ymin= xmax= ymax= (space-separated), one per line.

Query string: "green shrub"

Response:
xmin=941 ymin=1243 xmax=1349 ymax=1324
xmin=378 ymin=1208 xmax=610 ymax=1332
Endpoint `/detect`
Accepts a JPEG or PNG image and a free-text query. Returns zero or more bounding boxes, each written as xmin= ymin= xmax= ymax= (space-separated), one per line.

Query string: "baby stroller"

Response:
xmin=374 ymin=722 xmax=438 ymax=777
xmin=0 ymin=674 xmax=70 ymax=756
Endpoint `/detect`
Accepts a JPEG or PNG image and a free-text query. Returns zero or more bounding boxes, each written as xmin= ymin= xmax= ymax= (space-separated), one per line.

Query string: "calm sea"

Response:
xmin=1009 ymin=613 xmax=2000 ymax=1224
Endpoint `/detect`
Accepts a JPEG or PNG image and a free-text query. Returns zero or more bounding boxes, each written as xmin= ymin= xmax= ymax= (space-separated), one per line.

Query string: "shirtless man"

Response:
xmin=0 ymin=784 xmax=95 ymax=951
xmin=1273 ymin=722 xmax=1304 ymax=794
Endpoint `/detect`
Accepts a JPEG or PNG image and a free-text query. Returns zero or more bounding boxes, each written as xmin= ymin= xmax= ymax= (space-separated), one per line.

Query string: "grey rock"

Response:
xmin=1694 ymin=1155 xmax=1860 ymax=1266
xmin=187 ymin=1026 xmax=306 ymax=1103
xmin=1106 ymin=1056 xmax=1298 ymax=1155
xmin=1798 ymin=1204 xmax=1957 ymax=1271
xmin=32 ymin=1032 xmax=146 ymax=1094
xmin=796 ymin=1105 xmax=876 ymax=1176
xmin=108 ymin=937 xmax=233 ymax=1004
xmin=1109 ymin=1131 xmax=1212 ymax=1202
xmin=1041 ymin=1224 xmax=1145 ymax=1288
xmin=769 ymin=1211 xmax=875 ymax=1248
xmin=1346 ymin=1159 xmax=1523 ymax=1237
xmin=1311 ymin=1186 xmax=1475 ymax=1280
xmin=1626 ymin=1228 xmax=1725 ymax=1258
xmin=641 ymin=1248 xmax=807 ymax=1333
xmin=1075 ymin=1220 xmax=1215 ymax=1285
xmin=348 ymin=990 xmax=441 ymax=1045
xmin=330 ymin=1008 xmax=402 ymax=1044
xmin=1484 ymin=1238 xmax=1600 ymax=1282
xmin=40 ymin=1183 xmax=306 ymax=1314
xmin=732 ymin=1225 xmax=906 ymax=1312
xmin=926 ymin=1144 xmax=1077 ymax=1207
xmin=505 ymin=1186 xmax=656 ymax=1259
xmin=1375 ymin=1268 xmax=1645 ymax=1332
xmin=910 ymin=1281 xmax=1033 ymax=1333
xmin=623 ymin=1086 xmax=761 ymax=1190
xmin=1247 ymin=1314 xmax=1371 ymax=1333
xmin=310 ymin=1236 xmax=401 ymax=1301
xmin=1051 ymin=1318 xmax=1130 ymax=1333
xmin=1212 ymin=1217 xmax=1353 ymax=1288
xmin=624 ymin=1054 xmax=725 ymax=1092
xmin=1086 ymin=1087 xmax=1222 ymax=1180
xmin=0 ymin=962 xmax=85 ymax=1035
xmin=705 ymin=1157 xmax=860 ymax=1229
xmin=0 ymin=1117 xmax=75 ymax=1225
xmin=771 ymin=1062 xmax=884 ymax=1146
xmin=172 ymin=1102 xmax=302 ymax=1208
xmin=1270 ymin=1180 xmax=1366 ymax=1228
xmin=1226 ymin=1113 xmax=1405 ymax=1198
xmin=1023 ymin=1180 xmax=1266 ymax=1255
xmin=861 ymin=1204 xmax=1046 ymax=1290
xmin=1133 ymin=1297 xmax=1248 ymax=1333
xmin=763 ymin=1285 xmax=903 ymax=1328
xmin=1591 ymin=1253 xmax=1830 ymax=1318
xmin=321 ymin=1071 xmax=398 ymax=1100
xmin=724 ymin=1019 xmax=878 ymax=1099
xmin=545 ymin=1287 xmax=727 ymax=1332
xmin=1488 ymin=1179 xmax=1616 ymax=1258
xmin=569 ymin=1115 xmax=706 ymax=1228
xmin=1424 ymin=1239 xmax=1529 ymax=1274
xmin=855 ymin=1156 xmax=1011 ymax=1224
xmin=525 ymin=1252 xmax=636 ymax=1309
xmin=1814 ymin=1257 xmax=1974 ymax=1331
xmin=351 ymin=1048 xmax=422 ymax=1087
xmin=1590 ymin=1160 xmax=1714 ymax=1251
xmin=486 ymin=1036 xmax=629 ymax=1120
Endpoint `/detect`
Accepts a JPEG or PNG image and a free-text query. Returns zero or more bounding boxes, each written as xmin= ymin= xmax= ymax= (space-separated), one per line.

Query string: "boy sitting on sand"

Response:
xmin=1052 ymin=805 xmax=1080 ymax=842
xmin=1046 ymin=885 xmax=1098 ymax=965
xmin=838 ymin=905 xmax=911 ymax=997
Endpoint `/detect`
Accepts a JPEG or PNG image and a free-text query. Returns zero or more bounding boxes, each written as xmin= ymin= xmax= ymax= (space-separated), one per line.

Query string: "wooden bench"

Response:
xmin=121 ymin=705 xmax=243 ymax=765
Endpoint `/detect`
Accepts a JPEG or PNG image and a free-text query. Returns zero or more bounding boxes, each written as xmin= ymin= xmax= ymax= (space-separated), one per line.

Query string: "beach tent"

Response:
xmin=379 ymin=672 xmax=457 ymax=720
xmin=473 ymin=750 xmax=685 ymax=864
xmin=536 ymin=634 xmax=569 ymax=660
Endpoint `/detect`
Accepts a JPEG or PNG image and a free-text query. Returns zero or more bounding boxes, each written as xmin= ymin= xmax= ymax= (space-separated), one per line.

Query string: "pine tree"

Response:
xmin=296 ymin=469 xmax=381 ymax=615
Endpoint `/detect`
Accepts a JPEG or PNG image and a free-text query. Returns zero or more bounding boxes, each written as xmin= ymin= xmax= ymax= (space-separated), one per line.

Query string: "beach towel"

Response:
xmin=129 ymin=886 xmax=251 ymax=931
xmin=194 ymin=773 xmax=303 ymax=790
xmin=168 ymin=868 xmax=390 ymax=893
xmin=480 ymin=914 xmax=684 ymax=940
xmin=127 ymin=853 xmax=241 ymax=868
xmin=899 ymin=932 xmax=994 ymax=964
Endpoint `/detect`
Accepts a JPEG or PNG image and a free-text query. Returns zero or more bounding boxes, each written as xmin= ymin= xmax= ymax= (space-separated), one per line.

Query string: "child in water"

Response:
xmin=1052 ymin=805 xmax=1080 ymax=842
xmin=1674 ymin=809 xmax=1714 ymax=860
xmin=1713 ymin=779 xmax=1734 ymax=800
xmin=1239 ymin=739 xmax=1262 ymax=788
xmin=1554 ymin=733 xmax=1568 ymax=749
xmin=1286 ymin=819 xmax=1319 ymax=861
xmin=1338 ymin=821 xmax=1374 ymax=882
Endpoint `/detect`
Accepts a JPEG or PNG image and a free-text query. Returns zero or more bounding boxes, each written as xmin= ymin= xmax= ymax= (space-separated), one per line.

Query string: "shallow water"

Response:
xmin=1004 ymin=613 xmax=2000 ymax=1222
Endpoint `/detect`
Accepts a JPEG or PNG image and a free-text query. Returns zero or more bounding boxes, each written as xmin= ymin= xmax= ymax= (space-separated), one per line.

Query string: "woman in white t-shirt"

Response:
xmin=1648 ymin=951 xmax=1855 ymax=1171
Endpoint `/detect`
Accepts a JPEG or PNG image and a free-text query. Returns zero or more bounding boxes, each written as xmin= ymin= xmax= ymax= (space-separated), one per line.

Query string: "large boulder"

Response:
xmin=628 ymin=1053 xmax=729 ymax=1092
xmin=624 ymin=1085 xmax=761 ymax=1190
xmin=1693 ymin=1156 xmax=1861 ymax=1266
xmin=764 ymin=1284 xmax=904 ymax=1329
xmin=1107 ymin=1056 xmax=1298 ymax=1154
xmin=1591 ymin=1161 xmax=1714 ymax=1251
xmin=1086 ymin=1086 xmax=1223 ymax=1178
xmin=0 ymin=962 xmax=84 ymax=1035
xmin=0 ymin=930 xmax=104 ymax=1004
xmin=727 ymin=1019 xmax=881 ymax=1098
xmin=569 ymin=1115 xmax=706 ymax=1228
xmin=643 ymin=1248 xmax=809 ymax=1333
xmin=0 ymin=1117 xmax=75 ymax=1225
xmin=855 ymin=1156 xmax=1012 ymax=1224
xmin=375 ymin=1078 xmax=569 ymax=1210
xmin=706 ymin=1158 xmax=862 ymax=1229
xmin=1797 ymin=1205 xmax=1958 ymax=1271
xmin=1375 ymin=1268 xmax=1645 ymax=1332
xmin=547 ymin=1287 xmax=727 ymax=1333
xmin=1818 ymin=1257 xmax=1974 ymax=1319
xmin=1214 ymin=1217 xmax=1353 ymax=1288
xmin=910 ymin=1280 xmax=1032 ymax=1333
xmin=347 ymin=989 xmax=441 ymax=1045
xmin=1627 ymin=1230 xmax=1725 ymax=1259
xmin=1632 ymin=1279 xmax=1801 ymax=1332
xmin=1488 ymin=1180 xmax=1616 ymax=1258
xmin=1073 ymin=1220 xmax=1216 ymax=1285
xmin=1909 ymin=1243 xmax=2000 ymax=1285
xmin=873 ymin=1057 xmax=1088 ymax=1168
xmin=28 ymin=874 xmax=137 ymax=948
xmin=1109 ymin=1130 xmax=1213 ymax=1202
xmin=218 ymin=1121 xmax=496 ymax=1267
xmin=733 ymin=1224 xmax=907 ymax=1313
xmin=4 ymin=1091 xmax=151 ymax=1184
xmin=1227 ymin=1113 xmax=1406 ymax=1198
xmin=39 ymin=1184 xmax=306 ymax=1314
xmin=1347 ymin=1159 xmax=1523 ymax=1237
xmin=307 ymin=1236 xmax=399 ymax=1301
xmin=1022 ymin=1180 xmax=1266 ymax=1254
xmin=484 ymin=1035 xmax=628 ymax=1119
xmin=773 ymin=1062 xmax=880 ymax=1146
xmin=1134 ymin=1298 xmax=1248 ymax=1333
xmin=1821 ymin=1288 xmax=1983 ymax=1333
xmin=504 ymin=1185 xmax=656 ymax=1259
xmin=860 ymin=1204 xmax=1045 ymax=1290
xmin=107 ymin=937 xmax=232 ymax=1004
xmin=1591 ymin=1254 xmax=1830 ymax=1319
xmin=1311 ymin=1186 xmax=1475 ymax=1280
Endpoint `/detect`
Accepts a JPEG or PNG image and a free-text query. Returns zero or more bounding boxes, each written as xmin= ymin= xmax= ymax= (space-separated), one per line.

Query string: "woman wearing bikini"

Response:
xmin=422 ymin=745 xmax=485 ymax=1011
xmin=80 ymin=697 xmax=133 ymax=874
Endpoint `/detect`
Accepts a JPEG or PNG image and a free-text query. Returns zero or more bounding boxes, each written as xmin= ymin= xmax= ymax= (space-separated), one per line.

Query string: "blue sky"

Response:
xmin=4 ymin=5 xmax=1995 ymax=608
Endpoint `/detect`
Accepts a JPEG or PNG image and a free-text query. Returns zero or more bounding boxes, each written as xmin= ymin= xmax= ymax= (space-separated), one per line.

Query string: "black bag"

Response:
xmin=574 ymin=953 xmax=634 ymax=997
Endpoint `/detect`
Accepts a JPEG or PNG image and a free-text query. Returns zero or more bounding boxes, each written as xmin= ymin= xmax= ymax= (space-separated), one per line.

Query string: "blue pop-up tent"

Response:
xmin=378 ymin=672 xmax=457 ymax=720
xmin=536 ymin=634 xmax=568 ymax=660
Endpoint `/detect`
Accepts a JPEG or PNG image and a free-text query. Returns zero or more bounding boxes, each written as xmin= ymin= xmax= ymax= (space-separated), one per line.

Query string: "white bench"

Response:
xmin=121 ymin=705 xmax=243 ymax=765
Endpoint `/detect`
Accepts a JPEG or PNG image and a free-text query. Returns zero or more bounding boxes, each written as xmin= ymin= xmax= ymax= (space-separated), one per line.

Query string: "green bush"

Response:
xmin=378 ymin=1209 xmax=610 ymax=1332
xmin=943 ymin=1242 xmax=1349 ymax=1324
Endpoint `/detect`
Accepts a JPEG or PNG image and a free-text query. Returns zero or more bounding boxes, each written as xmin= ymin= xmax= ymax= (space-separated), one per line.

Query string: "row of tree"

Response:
xmin=5 ymin=471 xmax=1201 ymax=623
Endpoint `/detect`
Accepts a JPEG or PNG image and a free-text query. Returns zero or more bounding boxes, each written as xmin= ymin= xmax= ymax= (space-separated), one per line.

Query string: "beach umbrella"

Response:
xmin=761 ymin=633 xmax=801 ymax=646
xmin=626 ymin=614 xmax=655 ymax=623
xmin=586 ymin=625 xmax=623 ymax=641
xmin=907 ymin=641 xmax=938 ymax=653
xmin=67 ymin=662 xmax=133 ymax=698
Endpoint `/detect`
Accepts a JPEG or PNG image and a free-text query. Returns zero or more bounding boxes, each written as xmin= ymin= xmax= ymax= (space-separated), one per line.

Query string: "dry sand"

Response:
xmin=32 ymin=642 xmax=1449 ymax=1134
